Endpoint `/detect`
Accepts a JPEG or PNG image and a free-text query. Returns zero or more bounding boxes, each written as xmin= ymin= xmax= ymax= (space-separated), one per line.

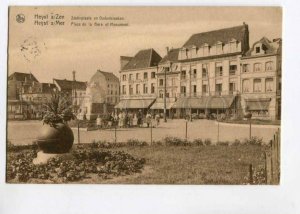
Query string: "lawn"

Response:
xmin=7 ymin=141 xmax=268 ymax=184
xmin=97 ymin=145 xmax=266 ymax=184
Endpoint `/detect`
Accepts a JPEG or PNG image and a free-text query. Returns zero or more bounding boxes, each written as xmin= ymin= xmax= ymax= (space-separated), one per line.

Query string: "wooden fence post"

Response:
xmin=249 ymin=164 xmax=253 ymax=184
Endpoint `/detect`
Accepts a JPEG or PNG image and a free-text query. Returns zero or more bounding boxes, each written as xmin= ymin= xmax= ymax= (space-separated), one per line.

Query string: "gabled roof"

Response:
xmin=122 ymin=48 xmax=162 ymax=71
xmin=159 ymin=48 xmax=180 ymax=64
xmin=245 ymin=37 xmax=282 ymax=56
xmin=53 ymin=79 xmax=87 ymax=91
xmin=8 ymin=72 xmax=39 ymax=82
xmin=97 ymin=70 xmax=119 ymax=82
xmin=183 ymin=24 xmax=249 ymax=49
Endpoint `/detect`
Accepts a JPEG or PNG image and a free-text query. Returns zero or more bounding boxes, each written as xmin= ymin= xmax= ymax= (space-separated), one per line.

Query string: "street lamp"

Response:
xmin=244 ymin=110 xmax=252 ymax=139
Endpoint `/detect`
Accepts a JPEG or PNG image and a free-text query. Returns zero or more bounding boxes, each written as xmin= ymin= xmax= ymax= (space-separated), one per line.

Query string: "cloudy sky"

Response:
xmin=8 ymin=6 xmax=282 ymax=83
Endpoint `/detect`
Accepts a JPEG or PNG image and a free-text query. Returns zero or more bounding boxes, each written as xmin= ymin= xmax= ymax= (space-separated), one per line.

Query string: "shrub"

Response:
xmin=217 ymin=141 xmax=230 ymax=146
xmin=126 ymin=139 xmax=148 ymax=147
xmin=204 ymin=139 xmax=212 ymax=146
xmin=231 ymin=139 xmax=241 ymax=146
xmin=243 ymin=137 xmax=263 ymax=146
xmin=163 ymin=137 xmax=190 ymax=146
xmin=193 ymin=139 xmax=204 ymax=146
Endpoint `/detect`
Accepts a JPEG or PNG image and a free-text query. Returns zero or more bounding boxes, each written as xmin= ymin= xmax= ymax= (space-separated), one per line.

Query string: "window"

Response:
xmin=215 ymin=62 xmax=223 ymax=77
xmin=181 ymin=86 xmax=186 ymax=96
xmin=122 ymin=74 xmax=127 ymax=81
xmin=253 ymin=79 xmax=262 ymax=92
xmin=172 ymin=78 xmax=176 ymax=86
xmin=181 ymin=70 xmax=186 ymax=79
xmin=256 ymin=46 xmax=260 ymax=53
xmin=202 ymin=64 xmax=208 ymax=78
xmin=266 ymin=78 xmax=274 ymax=92
xmin=186 ymin=49 xmax=189 ymax=58
xmin=143 ymin=84 xmax=148 ymax=94
xmin=159 ymin=90 xmax=164 ymax=98
xmin=215 ymin=84 xmax=222 ymax=95
xmin=203 ymin=44 xmax=209 ymax=56
xmin=254 ymin=63 xmax=262 ymax=72
xmin=193 ymin=69 xmax=197 ymax=78
xmin=266 ymin=61 xmax=273 ymax=71
xmin=230 ymin=41 xmax=237 ymax=52
xmin=136 ymin=84 xmax=140 ymax=94
xmin=164 ymin=67 xmax=170 ymax=72
xmin=202 ymin=84 xmax=207 ymax=95
xmin=144 ymin=72 xmax=148 ymax=80
xmin=229 ymin=62 xmax=237 ymax=75
xmin=136 ymin=73 xmax=140 ymax=80
xmin=151 ymin=72 xmax=156 ymax=79
xmin=229 ymin=82 xmax=235 ymax=94
xmin=129 ymin=74 xmax=133 ymax=80
xmin=243 ymin=64 xmax=250 ymax=72
xmin=193 ymin=85 xmax=197 ymax=96
xmin=129 ymin=85 xmax=133 ymax=95
xmin=216 ymin=43 xmax=223 ymax=54
xmin=242 ymin=79 xmax=250 ymax=92
xmin=151 ymin=83 xmax=155 ymax=94
xmin=159 ymin=79 xmax=164 ymax=86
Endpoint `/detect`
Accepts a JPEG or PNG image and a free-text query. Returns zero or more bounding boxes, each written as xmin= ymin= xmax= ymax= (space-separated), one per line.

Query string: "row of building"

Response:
xmin=117 ymin=23 xmax=281 ymax=120
xmin=7 ymin=23 xmax=281 ymax=121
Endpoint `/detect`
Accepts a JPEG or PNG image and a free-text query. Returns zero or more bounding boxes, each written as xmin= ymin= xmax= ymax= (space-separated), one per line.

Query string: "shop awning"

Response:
xmin=172 ymin=96 xmax=236 ymax=109
xmin=114 ymin=99 xmax=155 ymax=109
xmin=150 ymin=101 xmax=174 ymax=110
xmin=245 ymin=98 xmax=271 ymax=111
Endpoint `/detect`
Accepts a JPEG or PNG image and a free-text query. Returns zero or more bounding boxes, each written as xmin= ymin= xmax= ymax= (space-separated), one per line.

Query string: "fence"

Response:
xmin=265 ymin=129 xmax=280 ymax=184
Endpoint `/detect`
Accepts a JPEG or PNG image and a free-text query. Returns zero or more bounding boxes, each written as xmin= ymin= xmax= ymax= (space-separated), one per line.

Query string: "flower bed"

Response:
xmin=7 ymin=148 xmax=145 ymax=183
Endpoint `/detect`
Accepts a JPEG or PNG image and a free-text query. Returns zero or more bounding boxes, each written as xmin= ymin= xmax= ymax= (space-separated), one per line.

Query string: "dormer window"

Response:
xmin=203 ymin=44 xmax=209 ymax=56
xmin=216 ymin=42 xmax=223 ymax=54
xmin=256 ymin=46 xmax=260 ymax=53
xmin=229 ymin=39 xmax=237 ymax=52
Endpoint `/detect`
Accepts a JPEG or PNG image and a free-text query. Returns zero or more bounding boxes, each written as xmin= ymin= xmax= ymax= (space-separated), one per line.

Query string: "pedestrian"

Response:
xmin=146 ymin=111 xmax=152 ymax=128
xmin=133 ymin=113 xmax=138 ymax=127
xmin=155 ymin=112 xmax=160 ymax=127
xmin=96 ymin=114 xmax=102 ymax=130
xmin=137 ymin=109 xmax=143 ymax=127
xmin=118 ymin=111 xmax=124 ymax=128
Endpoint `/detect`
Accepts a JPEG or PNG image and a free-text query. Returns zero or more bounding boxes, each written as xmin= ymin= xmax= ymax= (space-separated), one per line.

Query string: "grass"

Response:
xmin=80 ymin=144 xmax=267 ymax=184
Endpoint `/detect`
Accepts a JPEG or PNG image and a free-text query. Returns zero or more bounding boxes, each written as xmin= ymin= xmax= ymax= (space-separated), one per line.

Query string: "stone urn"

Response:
xmin=36 ymin=123 xmax=74 ymax=154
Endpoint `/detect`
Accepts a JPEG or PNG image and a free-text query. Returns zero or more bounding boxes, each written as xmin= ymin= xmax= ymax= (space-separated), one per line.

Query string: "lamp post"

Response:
xmin=244 ymin=111 xmax=252 ymax=139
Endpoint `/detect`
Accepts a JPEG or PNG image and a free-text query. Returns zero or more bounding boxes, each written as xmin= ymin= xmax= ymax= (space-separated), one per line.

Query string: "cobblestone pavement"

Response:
xmin=7 ymin=119 xmax=279 ymax=145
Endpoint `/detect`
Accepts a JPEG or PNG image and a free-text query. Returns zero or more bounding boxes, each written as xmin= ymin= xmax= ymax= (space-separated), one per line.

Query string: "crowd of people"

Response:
xmin=96 ymin=110 xmax=161 ymax=129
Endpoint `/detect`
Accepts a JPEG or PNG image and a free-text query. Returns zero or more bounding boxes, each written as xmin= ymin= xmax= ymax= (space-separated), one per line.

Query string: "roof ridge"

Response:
xmin=191 ymin=24 xmax=245 ymax=37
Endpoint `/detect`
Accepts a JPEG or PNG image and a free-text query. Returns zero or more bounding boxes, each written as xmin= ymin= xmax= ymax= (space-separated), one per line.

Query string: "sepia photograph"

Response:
xmin=6 ymin=6 xmax=282 ymax=184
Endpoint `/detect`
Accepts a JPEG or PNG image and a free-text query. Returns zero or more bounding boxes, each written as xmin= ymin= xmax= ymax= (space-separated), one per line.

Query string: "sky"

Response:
xmin=8 ymin=6 xmax=282 ymax=83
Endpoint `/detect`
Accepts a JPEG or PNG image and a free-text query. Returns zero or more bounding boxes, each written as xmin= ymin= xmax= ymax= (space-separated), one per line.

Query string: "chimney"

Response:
xmin=166 ymin=46 xmax=169 ymax=54
xmin=72 ymin=71 xmax=76 ymax=81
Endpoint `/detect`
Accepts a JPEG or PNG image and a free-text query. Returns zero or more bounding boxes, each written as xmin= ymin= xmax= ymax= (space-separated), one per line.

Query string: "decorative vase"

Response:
xmin=36 ymin=122 xmax=74 ymax=154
